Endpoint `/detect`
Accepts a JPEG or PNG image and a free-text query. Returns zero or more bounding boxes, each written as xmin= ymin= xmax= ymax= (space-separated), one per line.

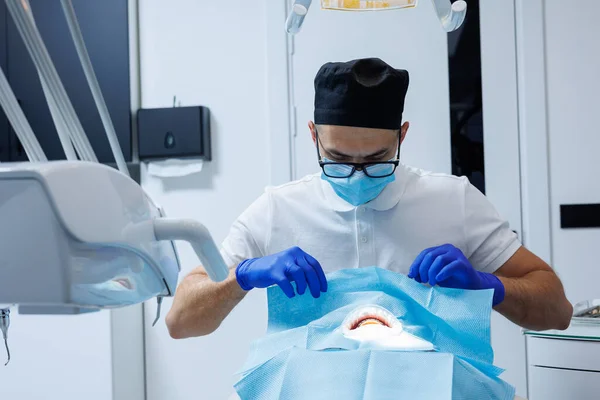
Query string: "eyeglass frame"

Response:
xmin=315 ymin=129 xmax=401 ymax=178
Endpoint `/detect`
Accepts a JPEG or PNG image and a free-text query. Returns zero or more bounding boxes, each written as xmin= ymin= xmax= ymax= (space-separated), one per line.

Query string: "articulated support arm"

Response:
xmin=153 ymin=218 xmax=229 ymax=283
xmin=431 ymin=0 xmax=467 ymax=32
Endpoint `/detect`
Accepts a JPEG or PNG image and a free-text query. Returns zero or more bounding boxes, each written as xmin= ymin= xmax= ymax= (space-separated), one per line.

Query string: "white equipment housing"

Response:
xmin=0 ymin=0 xmax=231 ymax=366
xmin=0 ymin=161 xmax=227 ymax=315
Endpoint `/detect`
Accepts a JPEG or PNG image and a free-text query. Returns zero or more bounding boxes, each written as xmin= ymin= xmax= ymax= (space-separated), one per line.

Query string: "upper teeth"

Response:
xmin=343 ymin=305 xmax=401 ymax=331
xmin=356 ymin=318 xmax=386 ymax=327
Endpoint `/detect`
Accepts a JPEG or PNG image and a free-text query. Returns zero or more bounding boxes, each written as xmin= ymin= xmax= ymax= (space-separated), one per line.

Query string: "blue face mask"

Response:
xmin=321 ymin=158 xmax=396 ymax=206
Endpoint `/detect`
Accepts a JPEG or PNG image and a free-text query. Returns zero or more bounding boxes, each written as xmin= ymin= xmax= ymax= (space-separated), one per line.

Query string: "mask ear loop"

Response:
xmin=315 ymin=128 xmax=323 ymax=161
xmin=395 ymin=129 xmax=402 ymax=162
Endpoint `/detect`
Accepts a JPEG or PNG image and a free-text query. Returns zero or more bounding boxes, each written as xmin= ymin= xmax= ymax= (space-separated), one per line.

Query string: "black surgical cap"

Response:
xmin=314 ymin=58 xmax=409 ymax=130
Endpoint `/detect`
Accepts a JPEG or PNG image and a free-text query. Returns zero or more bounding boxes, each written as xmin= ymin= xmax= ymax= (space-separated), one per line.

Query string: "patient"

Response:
xmin=232 ymin=267 xmax=527 ymax=400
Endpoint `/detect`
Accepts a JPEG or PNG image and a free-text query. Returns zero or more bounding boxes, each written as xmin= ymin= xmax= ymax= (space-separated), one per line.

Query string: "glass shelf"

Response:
xmin=524 ymin=322 xmax=600 ymax=341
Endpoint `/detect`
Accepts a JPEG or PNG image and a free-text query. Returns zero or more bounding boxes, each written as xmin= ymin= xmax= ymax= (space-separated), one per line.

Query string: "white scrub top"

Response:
xmin=221 ymin=164 xmax=521 ymax=275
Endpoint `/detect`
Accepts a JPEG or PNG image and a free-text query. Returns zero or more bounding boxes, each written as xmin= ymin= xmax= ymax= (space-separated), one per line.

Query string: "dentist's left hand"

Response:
xmin=408 ymin=244 xmax=505 ymax=306
xmin=235 ymin=246 xmax=328 ymax=299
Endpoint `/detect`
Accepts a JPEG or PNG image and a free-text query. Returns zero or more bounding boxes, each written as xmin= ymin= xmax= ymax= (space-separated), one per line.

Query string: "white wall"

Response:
xmin=517 ymin=0 xmax=600 ymax=303
xmin=480 ymin=1 xmax=526 ymax=396
xmin=138 ymin=1 xmax=272 ymax=399
xmin=544 ymin=0 xmax=600 ymax=304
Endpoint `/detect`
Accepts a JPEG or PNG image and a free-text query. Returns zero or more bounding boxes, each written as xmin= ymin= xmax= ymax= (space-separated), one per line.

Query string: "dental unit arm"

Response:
xmin=286 ymin=0 xmax=467 ymax=34
xmin=0 ymin=0 xmax=229 ymax=366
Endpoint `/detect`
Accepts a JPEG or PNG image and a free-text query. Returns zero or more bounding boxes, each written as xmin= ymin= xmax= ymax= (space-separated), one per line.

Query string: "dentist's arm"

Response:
xmin=493 ymin=246 xmax=573 ymax=331
xmin=409 ymin=244 xmax=572 ymax=331
xmin=166 ymin=246 xmax=327 ymax=339
xmin=166 ymin=266 xmax=246 ymax=339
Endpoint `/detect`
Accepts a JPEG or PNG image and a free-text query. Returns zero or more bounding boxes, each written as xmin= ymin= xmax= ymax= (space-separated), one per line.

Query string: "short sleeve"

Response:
xmin=463 ymin=179 xmax=521 ymax=273
xmin=220 ymin=192 xmax=270 ymax=267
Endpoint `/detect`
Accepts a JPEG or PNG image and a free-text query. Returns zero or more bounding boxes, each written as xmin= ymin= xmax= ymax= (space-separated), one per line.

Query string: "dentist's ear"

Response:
xmin=309 ymin=121 xmax=317 ymax=145
xmin=400 ymin=121 xmax=410 ymax=144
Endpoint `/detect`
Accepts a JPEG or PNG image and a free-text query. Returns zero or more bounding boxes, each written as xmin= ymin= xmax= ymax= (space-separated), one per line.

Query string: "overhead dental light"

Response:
xmin=0 ymin=0 xmax=229 ymax=366
xmin=286 ymin=0 xmax=467 ymax=34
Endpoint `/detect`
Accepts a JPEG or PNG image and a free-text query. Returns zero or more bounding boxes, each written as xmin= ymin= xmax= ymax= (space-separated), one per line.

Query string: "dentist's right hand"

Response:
xmin=235 ymin=246 xmax=328 ymax=298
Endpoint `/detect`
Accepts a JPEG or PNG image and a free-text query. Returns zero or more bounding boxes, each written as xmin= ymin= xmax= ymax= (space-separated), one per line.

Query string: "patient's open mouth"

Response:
xmin=343 ymin=305 xmax=401 ymax=333
xmin=339 ymin=305 xmax=435 ymax=352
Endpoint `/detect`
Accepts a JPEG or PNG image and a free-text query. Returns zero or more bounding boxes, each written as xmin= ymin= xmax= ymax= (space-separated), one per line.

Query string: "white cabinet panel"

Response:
xmin=0 ymin=312 xmax=113 ymax=400
xmin=528 ymin=337 xmax=600 ymax=372
xmin=529 ymin=366 xmax=600 ymax=400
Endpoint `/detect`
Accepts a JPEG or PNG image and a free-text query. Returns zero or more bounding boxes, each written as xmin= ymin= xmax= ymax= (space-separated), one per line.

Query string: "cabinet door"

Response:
xmin=6 ymin=0 xmax=131 ymax=162
xmin=529 ymin=366 xmax=600 ymax=400
xmin=0 ymin=3 xmax=8 ymax=162
xmin=544 ymin=0 xmax=600 ymax=304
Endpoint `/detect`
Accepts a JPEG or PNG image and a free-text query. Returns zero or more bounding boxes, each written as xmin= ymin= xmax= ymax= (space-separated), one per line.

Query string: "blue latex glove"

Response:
xmin=236 ymin=247 xmax=328 ymax=299
xmin=408 ymin=244 xmax=505 ymax=306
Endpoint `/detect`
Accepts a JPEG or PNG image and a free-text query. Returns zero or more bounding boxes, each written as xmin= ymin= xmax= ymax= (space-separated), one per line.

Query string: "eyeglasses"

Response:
xmin=316 ymin=130 xmax=401 ymax=179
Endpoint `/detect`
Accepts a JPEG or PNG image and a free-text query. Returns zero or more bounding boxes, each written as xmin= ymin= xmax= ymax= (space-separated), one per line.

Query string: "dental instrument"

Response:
xmin=285 ymin=0 xmax=467 ymax=34
xmin=0 ymin=0 xmax=229 ymax=366
xmin=152 ymin=297 xmax=164 ymax=327
xmin=1 ymin=309 xmax=9 ymax=366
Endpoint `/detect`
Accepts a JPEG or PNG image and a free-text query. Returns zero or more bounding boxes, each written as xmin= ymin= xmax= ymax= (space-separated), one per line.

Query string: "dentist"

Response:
xmin=166 ymin=58 xmax=572 ymax=338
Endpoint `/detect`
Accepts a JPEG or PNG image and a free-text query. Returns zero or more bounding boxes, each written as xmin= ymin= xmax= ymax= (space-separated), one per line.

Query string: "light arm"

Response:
xmin=285 ymin=0 xmax=467 ymax=35
xmin=431 ymin=0 xmax=467 ymax=32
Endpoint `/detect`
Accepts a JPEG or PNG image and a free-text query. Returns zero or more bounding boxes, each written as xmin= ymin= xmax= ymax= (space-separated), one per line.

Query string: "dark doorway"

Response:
xmin=448 ymin=0 xmax=485 ymax=193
